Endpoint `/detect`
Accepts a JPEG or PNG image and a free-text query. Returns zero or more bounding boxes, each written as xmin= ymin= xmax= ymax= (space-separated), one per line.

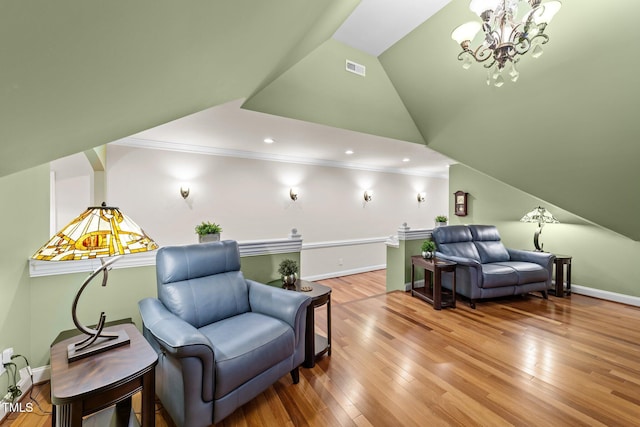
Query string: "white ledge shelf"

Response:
xmin=29 ymin=237 xmax=303 ymax=277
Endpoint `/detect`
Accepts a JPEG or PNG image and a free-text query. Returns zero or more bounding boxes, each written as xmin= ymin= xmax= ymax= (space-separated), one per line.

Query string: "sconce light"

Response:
xmin=180 ymin=185 xmax=190 ymax=199
xmin=363 ymin=190 xmax=373 ymax=202
xmin=289 ymin=187 xmax=299 ymax=201
xmin=417 ymin=192 xmax=426 ymax=203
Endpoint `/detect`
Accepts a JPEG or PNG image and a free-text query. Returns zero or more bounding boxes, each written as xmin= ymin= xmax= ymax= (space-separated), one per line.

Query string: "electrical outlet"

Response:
xmin=1 ymin=348 xmax=13 ymax=365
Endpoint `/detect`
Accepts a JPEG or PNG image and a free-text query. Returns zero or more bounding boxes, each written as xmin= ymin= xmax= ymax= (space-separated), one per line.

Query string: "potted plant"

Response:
xmin=278 ymin=258 xmax=299 ymax=290
xmin=435 ymin=215 xmax=448 ymax=227
xmin=195 ymin=221 xmax=223 ymax=243
xmin=421 ymin=240 xmax=436 ymax=259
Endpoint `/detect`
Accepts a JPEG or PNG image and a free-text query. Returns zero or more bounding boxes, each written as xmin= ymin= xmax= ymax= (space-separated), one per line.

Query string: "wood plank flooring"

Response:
xmin=3 ymin=270 xmax=640 ymax=426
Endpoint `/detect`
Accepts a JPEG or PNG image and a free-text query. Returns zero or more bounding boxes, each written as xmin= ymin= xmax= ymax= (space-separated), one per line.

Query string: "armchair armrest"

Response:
xmin=435 ymin=253 xmax=482 ymax=268
xmin=139 ymin=298 xmax=215 ymax=401
xmin=246 ymin=280 xmax=311 ymax=343
xmin=508 ymin=249 xmax=555 ymax=268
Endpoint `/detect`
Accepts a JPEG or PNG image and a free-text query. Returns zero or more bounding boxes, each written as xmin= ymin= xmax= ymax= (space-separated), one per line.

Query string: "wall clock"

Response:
xmin=454 ymin=191 xmax=468 ymax=216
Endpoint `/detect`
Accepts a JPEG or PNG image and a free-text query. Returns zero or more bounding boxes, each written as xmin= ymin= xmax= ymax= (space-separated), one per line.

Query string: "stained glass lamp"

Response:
xmin=520 ymin=206 xmax=559 ymax=251
xmin=32 ymin=202 xmax=158 ymax=362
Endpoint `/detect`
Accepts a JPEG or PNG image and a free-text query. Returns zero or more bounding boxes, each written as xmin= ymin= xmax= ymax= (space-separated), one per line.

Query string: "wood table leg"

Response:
xmin=141 ymin=370 xmax=155 ymax=427
xmin=556 ymin=262 xmax=565 ymax=297
xmin=303 ymin=305 xmax=315 ymax=368
xmin=433 ymin=268 xmax=442 ymax=310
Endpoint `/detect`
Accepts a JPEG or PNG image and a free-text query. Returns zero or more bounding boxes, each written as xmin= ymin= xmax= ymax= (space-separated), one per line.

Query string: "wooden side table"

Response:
xmin=550 ymin=254 xmax=572 ymax=297
xmin=300 ymin=280 xmax=331 ymax=368
xmin=50 ymin=323 xmax=158 ymax=427
xmin=267 ymin=279 xmax=332 ymax=368
xmin=410 ymin=255 xmax=457 ymax=310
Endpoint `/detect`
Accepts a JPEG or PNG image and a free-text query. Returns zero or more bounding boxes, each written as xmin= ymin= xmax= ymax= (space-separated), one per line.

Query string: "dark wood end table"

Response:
xmin=50 ymin=323 xmax=158 ymax=427
xmin=268 ymin=279 xmax=332 ymax=368
xmin=300 ymin=280 xmax=332 ymax=368
xmin=550 ymin=254 xmax=572 ymax=297
xmin=410 ymin=255 xmax=457 ymax=310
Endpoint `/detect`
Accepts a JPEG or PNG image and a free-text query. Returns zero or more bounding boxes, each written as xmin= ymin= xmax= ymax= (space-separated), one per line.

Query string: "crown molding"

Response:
xmin=112 ymin=137 xmax=447 ymax=178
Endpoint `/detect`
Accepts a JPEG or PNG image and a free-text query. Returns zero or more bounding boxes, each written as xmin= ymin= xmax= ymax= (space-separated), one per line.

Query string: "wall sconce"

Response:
xmin=417 ymin=192 xmax=426 ymax=203
xmin=180 ymin=185 xmax=190 ymax=199
xmin=363 ymin=190 xmax=373 ymax=202
xmin=289 ymin=187 xmax=299 ymax=201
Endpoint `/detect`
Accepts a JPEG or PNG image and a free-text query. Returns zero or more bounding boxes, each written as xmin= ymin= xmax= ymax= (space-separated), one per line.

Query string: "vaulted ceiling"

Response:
xmin=1 ymin=0 xmax=639 ymax=240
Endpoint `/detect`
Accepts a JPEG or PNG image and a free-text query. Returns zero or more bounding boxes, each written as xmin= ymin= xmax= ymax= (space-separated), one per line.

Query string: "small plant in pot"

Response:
xmin=278 ymin=259 xmax=299 ymax=291
xmin=435 ymin=215 xmax=448 ymax=227
xmin=195 ymin=221 xmax=223 ymax=243
xmin=421 ymin=240 xmax=436 ymax=259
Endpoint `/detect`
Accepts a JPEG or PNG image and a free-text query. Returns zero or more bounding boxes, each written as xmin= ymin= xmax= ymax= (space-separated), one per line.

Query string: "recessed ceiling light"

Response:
xmin=264 ymin=138 xmax=275 ymax=144
xmin=345 ymin=150 xmax=354 ymax=155
xmin=402 ymin=158 xmax=410 ymax=162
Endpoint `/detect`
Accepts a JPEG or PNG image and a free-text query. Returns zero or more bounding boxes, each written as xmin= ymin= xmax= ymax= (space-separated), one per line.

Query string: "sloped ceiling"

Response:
xmin=378 ymin=0 xmax=640 ymax=240
xmin=0 ymin=0 xmax=355 ymax=176
xmin=1 ymin=0 xmax=639 ymax=240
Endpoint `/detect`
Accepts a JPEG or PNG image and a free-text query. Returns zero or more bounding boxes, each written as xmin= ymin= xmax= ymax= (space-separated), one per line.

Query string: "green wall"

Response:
xmin=449 ymin=164 xmax=640 ymax=297
xmin=0 ymin=165 xmax=49 ymax=391
xmin=386 ymin=239 xmax=425 ymax=292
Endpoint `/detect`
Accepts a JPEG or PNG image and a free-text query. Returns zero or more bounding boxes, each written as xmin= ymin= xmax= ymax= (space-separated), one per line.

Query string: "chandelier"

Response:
xmin=451 ymin=0 xmax=561 ymax=87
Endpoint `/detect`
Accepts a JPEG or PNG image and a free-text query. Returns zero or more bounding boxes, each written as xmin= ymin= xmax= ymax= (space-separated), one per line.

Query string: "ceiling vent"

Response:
xmin=346 ymin=60 xmax=366 ymax=77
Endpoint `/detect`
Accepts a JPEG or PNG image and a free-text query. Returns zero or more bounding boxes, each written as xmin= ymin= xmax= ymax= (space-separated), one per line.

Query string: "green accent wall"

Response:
xmin=240 ymin=252 xmax=301 ymax=284
xmin=0 ymin=165 xmax=49 ymax=389
xmin=449 ymin=164 xmax=640 ymax=297
xmin=386 ymin=239 xmax=425 ymax=292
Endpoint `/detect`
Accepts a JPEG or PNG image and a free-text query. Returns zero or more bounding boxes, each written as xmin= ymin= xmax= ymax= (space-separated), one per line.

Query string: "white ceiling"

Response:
xmin=333 ymin=0 xmax=451 ymax=56
xmin=125 ymin=99 xmax=453 ymax=178
xmin=121 ymin=2 xmax=455 ymax=178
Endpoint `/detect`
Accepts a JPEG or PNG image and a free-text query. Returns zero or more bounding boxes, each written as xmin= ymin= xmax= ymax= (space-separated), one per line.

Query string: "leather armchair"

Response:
xmin=432 ymin=225 xmax=554 ymax=308
xmin=139 ymin=240 xmax=311 ymax=427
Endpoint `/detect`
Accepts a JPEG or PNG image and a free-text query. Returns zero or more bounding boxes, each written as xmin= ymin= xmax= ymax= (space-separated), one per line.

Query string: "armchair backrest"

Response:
xmin=432 ymin=225 xmax=480 ymax=261
xmin=468 ymin=225 xmax=510 ymax=264
xmin=156 ymin=240 xmax=250 ymax=328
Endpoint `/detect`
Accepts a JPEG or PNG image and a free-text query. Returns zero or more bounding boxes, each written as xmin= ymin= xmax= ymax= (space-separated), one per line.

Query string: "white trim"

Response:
xmin=29 ymin=251 xmax=156 ymax=278
xmin=302 ymin=264 xmax=386 ymax=282
xmin=302 ymin=237 xmax=387 ymax=250
xmin=29 ymin=238 xmax=303 ymax=277
xmin=238 ymin=238 xmax=302 ymax=257
xmin=571 ymin=285 xmax=640 ymax=307
xmin=396 ymin=224 xmax=433 ymax=241
xmin=113 ymin=137 xmax=447 ymax=178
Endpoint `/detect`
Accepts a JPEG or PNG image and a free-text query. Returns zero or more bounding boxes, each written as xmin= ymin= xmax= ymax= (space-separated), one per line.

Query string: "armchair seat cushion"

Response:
xmin=480 ymin=263 xmax=519 ymax=288
xmin=495 ymin=261 xmax=549 ymax=285
xmin=200 ymin=312 xmax=295 ymax=399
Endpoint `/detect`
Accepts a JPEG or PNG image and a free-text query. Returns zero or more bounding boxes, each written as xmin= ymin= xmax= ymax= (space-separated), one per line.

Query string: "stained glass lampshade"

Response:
xmin=32 ymin=203 xmax=158 ymax=362
xmin=520 ymin=206 xmax=559 ymax=251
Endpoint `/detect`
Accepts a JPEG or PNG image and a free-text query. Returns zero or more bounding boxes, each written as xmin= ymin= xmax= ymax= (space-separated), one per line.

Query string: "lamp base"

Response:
xmin=67 ymin=329 xmax=130 ymax=363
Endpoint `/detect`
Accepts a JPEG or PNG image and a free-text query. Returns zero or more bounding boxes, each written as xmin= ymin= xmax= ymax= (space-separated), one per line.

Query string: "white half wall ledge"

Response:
xmin=386 ymin=224 xmax=433 ymax=246
xmin=29 ymin=236 xmax=303 ymax=277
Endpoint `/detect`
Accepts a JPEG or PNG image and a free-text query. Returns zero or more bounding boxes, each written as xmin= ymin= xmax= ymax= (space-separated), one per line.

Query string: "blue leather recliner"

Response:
xmin=431 ymin=225 xmax=555 ymax=308
xmin=138 ymin=240 xmax=311 ymax=427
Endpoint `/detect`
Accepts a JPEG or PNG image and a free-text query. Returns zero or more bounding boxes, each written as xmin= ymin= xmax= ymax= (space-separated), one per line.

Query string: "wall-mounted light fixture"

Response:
xmin=417 ymin=192 xmax=426 ymax=203
xmin=180 ymin=185 xmax=190 ymax=199
xmin=363 ymin=190 xmax=373 ymax=202
xmin=289 ymin=187 xmax=299 ymax=201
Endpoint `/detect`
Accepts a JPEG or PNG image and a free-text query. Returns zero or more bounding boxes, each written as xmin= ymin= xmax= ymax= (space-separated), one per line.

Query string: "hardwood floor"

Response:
xmin=3 ymin=270 xmax=640 ymax=426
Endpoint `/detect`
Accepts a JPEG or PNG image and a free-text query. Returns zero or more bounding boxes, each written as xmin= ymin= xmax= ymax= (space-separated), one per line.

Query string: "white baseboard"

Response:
xmin=302 ymin=264 xmax=386 ymax=282
xmin=32 ymin=365 xmax=50 ymax=384
xmin=571 ymin=285 xmax=640 ymax=307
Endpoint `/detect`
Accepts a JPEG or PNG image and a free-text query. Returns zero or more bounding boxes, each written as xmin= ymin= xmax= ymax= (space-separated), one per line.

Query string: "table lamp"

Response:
xmin=520 ymin=206 xmax=559 ymax=251
xmin=32 ymin=203 xmax=158 ymax=362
